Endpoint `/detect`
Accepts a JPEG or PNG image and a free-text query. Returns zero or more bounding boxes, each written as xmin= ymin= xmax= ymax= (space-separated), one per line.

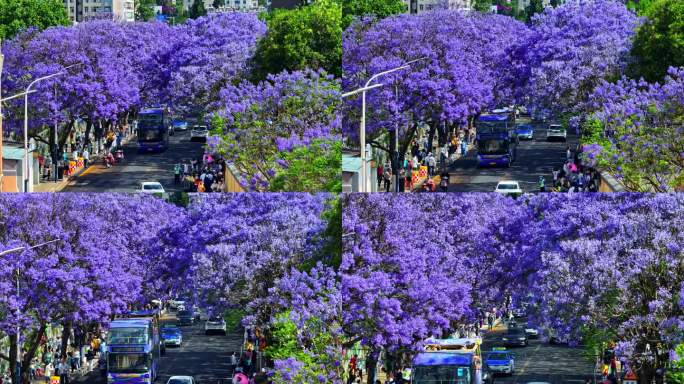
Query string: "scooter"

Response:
xmin=114 ymin=149 xmax=125 ymax=164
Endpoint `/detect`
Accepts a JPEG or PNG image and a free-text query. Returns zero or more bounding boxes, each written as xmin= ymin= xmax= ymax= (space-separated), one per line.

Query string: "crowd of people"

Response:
xmin=544 ymin=145 xmax=600 ymax=192
xmin=375 ymin=127 xmax=472 ymax=193
xmin=0 ymin=330 xmax=106 ymax=384
xmin=174 ymin=153 xmax=226 ymax=193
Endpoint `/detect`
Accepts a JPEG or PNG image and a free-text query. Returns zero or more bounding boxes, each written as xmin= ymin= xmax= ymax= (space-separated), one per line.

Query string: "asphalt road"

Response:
xmin=447 ymin=122 xmax=579 ymax=192
xmin=75 ymin=312 xmax=243 ymax=384
xmin=63 ymin=130 xmax=205 ymax=193
xmin=482 ymin=319 xmax=596 ymax=384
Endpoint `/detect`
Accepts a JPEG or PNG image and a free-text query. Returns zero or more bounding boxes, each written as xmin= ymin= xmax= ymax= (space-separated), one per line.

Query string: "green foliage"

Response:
xmin=473 ymin=0 xmax=493 ymax=12
xmin=629 ymin=0 xmax=684 ymax=82
xmin=165 ymin=192 xmax=190 ymax=207
xmin=525 ymin=0 xmax=544 ymax=22
xmin=223 ymin=308 xmax=246 ymax=331
xmin=136 ymin=0 xmax=157 ymax=21
xmin=266 ymin=312 xmax=340 ymax=384
xmin=252 ymin=0 xmax=342 ymax=80
xmin=0 ymin=0 xmax=69 ymax=39
xmin=189 ymin=0 xmax=207 ymax=18
xmin=341 ymin=0 xmax=406 ymax=29
xmin=269 ymin=139 xmax=342 ymax=193
xmin=626 ymin=0 xmax=655 ymax=15
xmin=667 ymin=344 xmax=684 ymax=383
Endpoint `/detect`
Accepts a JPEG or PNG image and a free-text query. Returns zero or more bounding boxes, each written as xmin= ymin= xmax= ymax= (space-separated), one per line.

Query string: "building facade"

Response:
xmin=64 ymin=0 xmax=135 ymax=23
xmin=403 ymin=0 xmax=472 ymax=14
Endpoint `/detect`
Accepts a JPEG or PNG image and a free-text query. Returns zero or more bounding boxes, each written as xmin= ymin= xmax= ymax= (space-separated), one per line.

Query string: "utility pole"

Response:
xmin=0 ymin=39 xmax=4 ymax=192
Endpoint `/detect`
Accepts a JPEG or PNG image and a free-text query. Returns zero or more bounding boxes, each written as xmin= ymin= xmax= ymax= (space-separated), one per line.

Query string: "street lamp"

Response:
xmin=23 ymin=64 xmax=80 ymax=193
xmin=347 ymin=57 xmax=428 ymax=192
xmin=1 ymin=239 xmax=63 ymax=383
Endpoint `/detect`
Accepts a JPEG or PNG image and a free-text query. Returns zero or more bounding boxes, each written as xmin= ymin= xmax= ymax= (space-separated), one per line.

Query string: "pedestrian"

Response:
xmin=377 ymin=164 xmax=384 ymax=190
xmin=439 ymin=171 xmax=449 ymax=192
xmin=203 ymin=171 xmax=214 ymax=192
xmin=58 ymin=357 xmax=69 ymax=384
xmin=405 ymin=166 xmax=413 ymax=191
xmin=566 ymin=145 xmax=572 ymax=161
xmin=232 ymin=367 xmax=249 ymax=384
xmin=460 ymin=140 xmax=467 ymax=157
xmin=487 ymin=314 xmax=494 ymax=330
xmin=427 ymin=153 xmax=436 ymax=177
xmin=174 ymin=163 xmax=181 ymax=184
xmin=383 ymin=167 xmax=392 ymax=192
xmin=82 ymin=148 xmax=89 ymax=168
xmin=539 ymin=176 xmax=546 ymax=192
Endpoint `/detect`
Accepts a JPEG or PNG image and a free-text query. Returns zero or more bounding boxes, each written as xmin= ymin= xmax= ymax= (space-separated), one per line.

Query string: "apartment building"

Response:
xmin=64 ymin=0 xmax=135 ymax=23
xmin=403 ymin=0 xmax=472 ymax=14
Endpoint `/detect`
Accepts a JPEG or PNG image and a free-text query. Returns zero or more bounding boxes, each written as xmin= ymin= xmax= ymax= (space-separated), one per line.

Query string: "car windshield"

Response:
xmin=486 ymin=353 xmax=509 ymax=360
xmin=167 ymin=378 xmax=192 ymax=384
xmin=498 ymin=183 xmax=518 ymax=190
xmin=193 ymin=126 xmax=207 ymax=131
xmin=143 ymin=184 xmax=162 ymax=191
xmin=506 ymin=330 xmax=525 ymax=336
xmin=108 ymin=353 xmax=149 ymax=373
xmin=178 ymin=310 xmax=192 ymax=317
xmin=208 ymin=317 xmax=223 ymax=322
xmin=412 ymin=365 xmax=471 ymax=384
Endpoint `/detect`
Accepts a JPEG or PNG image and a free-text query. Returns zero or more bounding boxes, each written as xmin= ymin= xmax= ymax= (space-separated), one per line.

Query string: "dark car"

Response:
xmin=177 ymin=309 xmax=195 ymax=326
xmin=501 ymin=328 xmax=528 ymax=347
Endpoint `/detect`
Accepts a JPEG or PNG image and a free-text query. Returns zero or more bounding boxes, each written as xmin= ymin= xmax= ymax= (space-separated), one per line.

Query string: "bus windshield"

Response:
xmin=478 ymin=139 xmax=509 ymax=154
xmin=108 ymin=353 xmax=149 ymax=373
xmin=413 ymin=365 xmax=472 ymax=384
xmin=138 ymin=128 xmax=165 ymax=142
xmin=107 ymin=327 xmax=148 ymax=345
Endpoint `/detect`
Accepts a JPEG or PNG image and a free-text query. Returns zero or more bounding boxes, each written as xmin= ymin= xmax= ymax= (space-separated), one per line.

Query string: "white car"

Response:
xmin=525 ymin=327 xmax=539 ymax=338
xmin=546 ymin=124 xmax=567 ymax=141
xmin=166 ymin=376 xmax=195 ymax=384
xmin=190 ymin=125 xmax=209 ymax=142
xmin=205 ymin=316 xmax=227 ymax=335
xmin=494 ymin=181 xmax=523 ymax=197
xmin=168 ymin=297 xmax=186 ymax=309
xmin=140 ymin=182 xmax=165 ymax=194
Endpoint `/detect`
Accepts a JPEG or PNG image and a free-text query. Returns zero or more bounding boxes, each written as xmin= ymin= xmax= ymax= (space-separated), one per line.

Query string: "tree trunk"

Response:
xmin=60 ymin=321 xmax=72 ymax=358
xmin=84 ymin=119 xmax=93 ymax=148
xmin=9 ymin=333 xmax=18 ymax=384
xmin=365 ymin=350 xmax=379 ymax=384
xmin=57 ymin=120 xmax=75 ymax=155
xmin=20 ymin=323 xmax=46 ymax=384
xmin=426 ymin=121 xmax=437 ymax=155
xmin=389 ymin=127 xmax=398 ymax=175
xmin=438 ymin=120 xmax=448 ymax=147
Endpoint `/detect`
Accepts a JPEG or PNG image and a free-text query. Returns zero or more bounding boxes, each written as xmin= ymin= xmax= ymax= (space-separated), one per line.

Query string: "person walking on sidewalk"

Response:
xmin=58 ymin=357 xmax=69 ymax=384
xmin=82 ymin=148 xmax=89 ymax=168
xmin=383 ymin=167 xmax=392 ymax=192
xmin=377 ymin=164 xmax=384 ymax=190
xmin=174 ymin=163 xmax=182 ymax=184
xmin=427 ymin=153 xmax=436 ymax=177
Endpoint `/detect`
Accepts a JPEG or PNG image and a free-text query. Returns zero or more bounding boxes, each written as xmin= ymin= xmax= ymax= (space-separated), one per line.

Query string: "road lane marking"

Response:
xmin=515 ymin=340 xmax=542 ymax=382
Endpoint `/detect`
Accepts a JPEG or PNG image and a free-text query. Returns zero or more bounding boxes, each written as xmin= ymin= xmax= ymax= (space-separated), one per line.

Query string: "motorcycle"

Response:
xmin=114 ymin=149 xmax=125 ymax=163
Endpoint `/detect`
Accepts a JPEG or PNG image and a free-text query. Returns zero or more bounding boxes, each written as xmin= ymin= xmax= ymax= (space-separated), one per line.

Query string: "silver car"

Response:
xmin=190 ymin=125 xmax=209 ymax=142
xmin=546 ymin=124 xmax=567 ymax=141
xmin=205 ymin=316 xmax=226 ymax=335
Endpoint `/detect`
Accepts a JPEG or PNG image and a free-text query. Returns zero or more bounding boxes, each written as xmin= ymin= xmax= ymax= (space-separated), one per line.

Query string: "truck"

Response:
xmin=106 ymin=317 xmax=161 ymax=384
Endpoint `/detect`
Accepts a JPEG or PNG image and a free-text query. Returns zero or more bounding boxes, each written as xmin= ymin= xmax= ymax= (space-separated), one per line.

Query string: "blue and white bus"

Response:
xmin=475 ymin=110 xmax=518 ymax=167
xmin=106 ymin=318 xmax=161 ymax=384
xmin=137 ymin=108 xmax=170 ymax=152
xmin=412 ymin=352 xmax=483 ymax=384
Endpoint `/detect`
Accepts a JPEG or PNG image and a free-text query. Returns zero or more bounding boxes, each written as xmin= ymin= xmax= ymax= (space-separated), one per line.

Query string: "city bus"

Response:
xmin=106 ymin=318 xmax=161 ymax=384
xmin=412 ymin=338 xmax=484 ymax=384
xmin=475 ymin=110 xmax=518 ymax=167
xmin=137 ymin=108 xmax=170 ymax=152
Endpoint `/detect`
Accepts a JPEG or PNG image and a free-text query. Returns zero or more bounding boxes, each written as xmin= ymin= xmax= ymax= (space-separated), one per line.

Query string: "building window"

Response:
xmin=419 ymin=4 xmax=423 ymax=10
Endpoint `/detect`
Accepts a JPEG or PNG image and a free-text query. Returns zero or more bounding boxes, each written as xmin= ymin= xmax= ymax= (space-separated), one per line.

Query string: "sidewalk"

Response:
xmin=33 ymin=133 xmax=136 ymax=193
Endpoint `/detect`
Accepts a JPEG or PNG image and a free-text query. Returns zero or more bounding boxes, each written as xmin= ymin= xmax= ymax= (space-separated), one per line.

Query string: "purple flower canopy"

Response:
xmin=0 ymin=13 xmax=266 ymax=134
xmin=0 ymin=193 xmax=334 ymax=343
xmin=342 ymin=193 xmax=684 ymax=370
xmin=342 ymin=0 xmax=639 ymax=142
